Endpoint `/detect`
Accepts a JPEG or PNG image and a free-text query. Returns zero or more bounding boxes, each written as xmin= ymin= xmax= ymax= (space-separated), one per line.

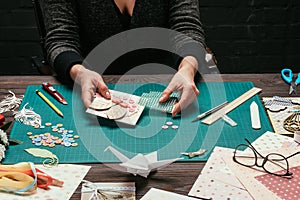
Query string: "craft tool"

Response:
xmin=281 ymin=68 xmax=300 ymax=95
xmin=250 ymin=101 xmax=261 ymax=129
xmin=222 ymin=115 xmax=237 ymax=126
xmin=0 ymin=114 xmax=4 ymax=124
xmin=202 ymin=87 xmax=262 ymax=125
xmin=283 ymin=112 xmax=300 ymax=133
xmin=192 ymin=101 xmax=228 ymax=122
xmin=0 ymin=121 xmax=12 ymax=132
xmin=42 ymin=82 xmax=68 ymax=105
xmin=36 ymin=90 xmax=64 ymax=118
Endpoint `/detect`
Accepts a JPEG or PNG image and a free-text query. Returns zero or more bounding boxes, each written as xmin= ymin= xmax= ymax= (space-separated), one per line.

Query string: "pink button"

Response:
xmin=166 ymin=121 xmax=173 ymax=126
xmin=171 ymin=125 xmax=179 ymax=129
xmin=162 ymin=125 xmax=169 ymax=130
xmin=129 ymin=99 xmax=135 ymax=104
xmin=112 ymin=97 xmax=122 ymax=104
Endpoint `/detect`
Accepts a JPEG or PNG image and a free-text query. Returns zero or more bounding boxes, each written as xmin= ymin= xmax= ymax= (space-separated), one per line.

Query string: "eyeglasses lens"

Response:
xmin=264 ymin=154 xmax=289 ymax=176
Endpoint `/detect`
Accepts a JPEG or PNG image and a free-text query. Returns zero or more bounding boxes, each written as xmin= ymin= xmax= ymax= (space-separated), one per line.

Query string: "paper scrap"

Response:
xmin=223 ymin=146 xmax=300 ymax=200
xmin=255 ymin=165 xmax=300 ymax=200
xmin=141 ymin=188 xmax=198 ymax=200
xmin=86 ymin=90 xmax=144 ymax=126
xmin=189 ymin=146 xmax=252 ymax=200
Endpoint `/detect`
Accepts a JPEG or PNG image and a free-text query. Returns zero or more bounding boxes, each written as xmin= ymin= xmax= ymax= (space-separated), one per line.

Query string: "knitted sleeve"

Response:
xmin=168 ymin=0 xmax=207 ymax=68
xmin=43 ymin=0 xmax=83 ymax=82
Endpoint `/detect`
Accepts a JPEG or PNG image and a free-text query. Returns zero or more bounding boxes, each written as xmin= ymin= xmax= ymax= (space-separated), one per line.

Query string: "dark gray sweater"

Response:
xmin=43 ymin=0 xmax=206 ymax=81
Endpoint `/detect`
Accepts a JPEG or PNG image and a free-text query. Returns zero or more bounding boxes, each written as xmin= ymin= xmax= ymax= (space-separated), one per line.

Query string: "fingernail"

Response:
xmin=171 ymin=106 xmax=176 ymax=115
xmin=159 ymin=94 xmax=166 ymax=102
xmin=105 ymin=91 xmax=111 ymax=98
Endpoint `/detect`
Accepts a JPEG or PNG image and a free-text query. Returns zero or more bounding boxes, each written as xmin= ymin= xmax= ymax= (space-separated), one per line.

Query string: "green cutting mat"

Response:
xmin=3 ymin=82 xmax=273 ymax=164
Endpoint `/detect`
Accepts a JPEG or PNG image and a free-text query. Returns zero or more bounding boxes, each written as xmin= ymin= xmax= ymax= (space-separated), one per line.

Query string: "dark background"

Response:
xmin=0 ymin=0 xmax=299 ymax=75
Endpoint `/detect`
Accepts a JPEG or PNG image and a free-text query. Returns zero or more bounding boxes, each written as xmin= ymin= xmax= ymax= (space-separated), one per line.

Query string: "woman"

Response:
xmin=43 ymin=0 xmax=207 ymax=117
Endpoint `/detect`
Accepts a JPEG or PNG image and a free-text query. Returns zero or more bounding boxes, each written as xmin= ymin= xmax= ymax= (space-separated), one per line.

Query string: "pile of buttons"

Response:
xmin=27 ymin=122 xmax=79 ymax=147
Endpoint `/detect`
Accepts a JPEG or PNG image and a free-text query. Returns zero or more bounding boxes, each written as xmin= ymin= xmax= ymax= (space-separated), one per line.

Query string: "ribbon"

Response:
xmin=0 ymin=90 xmax=23 ymax=113
xmin=14 ymin=103 xmax=42 ymax=127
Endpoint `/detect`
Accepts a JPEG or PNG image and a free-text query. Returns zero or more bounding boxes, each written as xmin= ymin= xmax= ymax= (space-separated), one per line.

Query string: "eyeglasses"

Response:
xmin=233 ymin=138 xmax=300 ymax=178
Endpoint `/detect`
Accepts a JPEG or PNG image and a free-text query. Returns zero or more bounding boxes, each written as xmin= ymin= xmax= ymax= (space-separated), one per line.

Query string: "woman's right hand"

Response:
xmin=70 ymin=64 xmax=111 ymax=107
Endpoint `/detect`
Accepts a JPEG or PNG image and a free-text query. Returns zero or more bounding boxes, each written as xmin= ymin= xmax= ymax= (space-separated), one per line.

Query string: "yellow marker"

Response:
xmin=36 ymin=89 xmax=64 ymax=118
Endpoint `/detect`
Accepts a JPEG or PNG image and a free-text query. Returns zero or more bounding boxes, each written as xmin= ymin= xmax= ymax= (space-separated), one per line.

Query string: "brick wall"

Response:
xmin=201 ymin=0 xmax=300 ymax=73
xmin=0 ymin=0 xmax=42 ymax=75
xmin=0 ymin=0 xmax=299 ymax=75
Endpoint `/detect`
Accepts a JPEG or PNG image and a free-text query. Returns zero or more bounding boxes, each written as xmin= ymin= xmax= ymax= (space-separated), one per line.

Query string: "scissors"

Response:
xmin=281 ymin=68 xmax=300 ymax=95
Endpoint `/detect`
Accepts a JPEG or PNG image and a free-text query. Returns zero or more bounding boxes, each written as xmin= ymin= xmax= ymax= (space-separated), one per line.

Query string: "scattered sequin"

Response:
xmin=166 ymin=121 xmax=173 ymax=126
xmin=162 ymin=125 xmax=168 ymax=130
xmin=171 ymin=125 xmax=179 ymax=129
xmin=57 ymin=123 xmax=63 ymax=128
xmin=45 ymin=122 xmax=52 ymax=126
xmin=27 ymin=122 xmax=79 ymax=148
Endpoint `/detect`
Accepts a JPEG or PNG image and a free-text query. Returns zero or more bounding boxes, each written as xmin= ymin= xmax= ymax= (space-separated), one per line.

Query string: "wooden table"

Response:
xmin=0 ymin=74 xmax=289 ymax=199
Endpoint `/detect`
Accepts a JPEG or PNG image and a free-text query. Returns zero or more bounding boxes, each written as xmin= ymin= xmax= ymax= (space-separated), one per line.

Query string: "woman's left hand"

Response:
xmin=159 ymin=56 xmax=199 ymax=117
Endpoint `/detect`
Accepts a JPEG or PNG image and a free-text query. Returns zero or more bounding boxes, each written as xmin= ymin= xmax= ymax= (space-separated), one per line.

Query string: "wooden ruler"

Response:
xmin=201 ymin=87 xmax=262 ymax=125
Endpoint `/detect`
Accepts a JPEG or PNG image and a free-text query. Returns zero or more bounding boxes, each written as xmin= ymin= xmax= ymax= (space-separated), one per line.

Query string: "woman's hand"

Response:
xmin=70 ymin=64 xmax=110 ymax=107
xmin=159 ymin=56 xmax=199 ymax=117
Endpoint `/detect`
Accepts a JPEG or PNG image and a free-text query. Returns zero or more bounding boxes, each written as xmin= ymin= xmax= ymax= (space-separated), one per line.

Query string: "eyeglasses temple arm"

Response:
xmin=285 ymin=151 xmax=300 ymax=160
xmin=244 ymin=138 xmax=265 ymax=158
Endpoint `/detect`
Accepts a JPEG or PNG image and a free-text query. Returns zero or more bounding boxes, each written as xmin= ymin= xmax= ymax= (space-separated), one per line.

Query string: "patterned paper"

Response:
xmin=86 ymin=90 xmax=144 ymax=126
xmin=255 ymin=166 xmax=300 ymax=200
xmin=243 ymin=131 xmax=295 ymax=153
xmin=223 ymin=146 xmax=300 ymax=200
xmin=188 ymin=147 xmax=252 ymax=200
xmin=189 ymin=131 xmax=298 ymax=200
xmin=0 ymin=164 xmax=91 ymax=200
xmin=263 ymin=97 xmax=300 ymax=134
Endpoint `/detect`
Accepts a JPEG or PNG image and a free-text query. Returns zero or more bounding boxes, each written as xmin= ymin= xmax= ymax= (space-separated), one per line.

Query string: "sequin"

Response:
xmin=166 ymin=121 xmax=173 ymax=126
xmin=171 ymin=125 xmax=179 ymax=129
xmin=162 ymin=125 xmax=168 ymax=130
xmin=71 ymin=143 xmax=78 ymax=147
